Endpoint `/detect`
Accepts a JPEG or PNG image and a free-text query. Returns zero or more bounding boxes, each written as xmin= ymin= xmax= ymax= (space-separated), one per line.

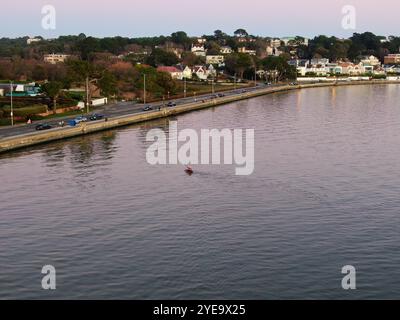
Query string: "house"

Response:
xmin=311 ymin=58 xmax=330 ymax=65
xmin=384 ymin=65 xmax=400 ymax=74
xmin=373 ymin=66 xmax=386 ymax=75
xmin=206 ymin=55 xmax=225 ymax=65
xmin=266 ymin=46 xmax=281 ymax=57
xmin=191 ymin=44 xmax=206 ymax=57
xmin=289 ymin=59 xmax=310 ymax=76
xmin=44 ymin=53 xmax=71 ymax=64
xmin=197 ymin=38 xmax=207 ymax=44
xmin=384 ymin=54 xmax=400 ymax=65
xmin=270 ymin=39 xmax=282 ymax=48
xmin=220 ymin=46 xmax=233 ymax=54
xmin=338 ymin=62 xmax=364 ymax=75
xmin=157 ymin=66 xmax=183 ymax=80
xmin=207 ymin=64 xmax=217 ymax=77
xmin=27 ymin=37 xmax=41 ymax=45
xmin=361 ymin=62 xmax=374 ymax=74
xmin=190 ymin=65 xmax=209 ymax=80
xmin=238 ymin=47 xmax=256 ymax=56
xmin=1 ymin=83 xmax=40 ymax=97
xmin=281 ymin=37 xmax=309 ymax=47
xmin=305 ymin=64 xmax=328 ymax=76
xmin=360 ymin=55 xmax=380 ymax=66
xmin=326 ymin=63 xmax=343 ymax=75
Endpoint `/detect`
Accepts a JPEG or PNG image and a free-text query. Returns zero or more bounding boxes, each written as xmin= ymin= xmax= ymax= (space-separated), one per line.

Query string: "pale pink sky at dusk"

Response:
xmin=2 ymin=0 xmax=400 ymax=38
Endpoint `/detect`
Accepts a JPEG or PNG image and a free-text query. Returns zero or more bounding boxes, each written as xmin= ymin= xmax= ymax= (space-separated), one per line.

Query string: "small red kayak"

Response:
xmin=185 ymin=166 xmax=193 ymax=175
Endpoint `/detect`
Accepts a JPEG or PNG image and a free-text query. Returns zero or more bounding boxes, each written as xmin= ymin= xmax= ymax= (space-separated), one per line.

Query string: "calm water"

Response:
xmin=1 ymin=85 xmax=400 ymax=299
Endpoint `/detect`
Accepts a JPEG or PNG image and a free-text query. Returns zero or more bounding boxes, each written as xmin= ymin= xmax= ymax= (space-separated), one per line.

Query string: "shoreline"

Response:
xmin=0 ymin=80 xmax=399 ymax=154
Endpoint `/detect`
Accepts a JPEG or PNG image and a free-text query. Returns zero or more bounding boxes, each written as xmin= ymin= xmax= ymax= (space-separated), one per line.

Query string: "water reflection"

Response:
xmin=0 ymin=85 xmax=400 ymax=299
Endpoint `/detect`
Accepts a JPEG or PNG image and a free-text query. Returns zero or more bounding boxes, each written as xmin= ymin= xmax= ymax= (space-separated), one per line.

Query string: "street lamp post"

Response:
xmin=86 ymin=77 xmax=90 ymax=114
xmin=10 ymin=81 xmax=13 ymax=126
xmin=183 ymin=77 xmax=187 ymax=98
xmin=143 ymin=74 xmax=146 ymax=105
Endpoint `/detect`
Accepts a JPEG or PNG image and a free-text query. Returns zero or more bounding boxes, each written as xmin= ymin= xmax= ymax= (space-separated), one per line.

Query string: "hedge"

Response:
xmin=2 ymin=104 xmax=48 ymax=117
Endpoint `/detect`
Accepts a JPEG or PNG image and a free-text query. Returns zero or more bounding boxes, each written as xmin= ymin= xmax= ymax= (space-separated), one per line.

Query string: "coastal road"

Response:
xmin=0 ymin=83 xmax=275 ymax=139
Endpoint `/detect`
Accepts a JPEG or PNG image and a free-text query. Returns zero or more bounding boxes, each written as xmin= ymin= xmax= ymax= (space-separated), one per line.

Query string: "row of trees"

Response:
xmin=2 ymin=31 xmax=399 ymax=62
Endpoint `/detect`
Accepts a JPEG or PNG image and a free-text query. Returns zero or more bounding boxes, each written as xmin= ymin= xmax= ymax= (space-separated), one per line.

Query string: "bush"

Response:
xmin=2 ymin=104 xmax=47 ymax=117
xmin=372 ymin=74 xmax=386 ymax=79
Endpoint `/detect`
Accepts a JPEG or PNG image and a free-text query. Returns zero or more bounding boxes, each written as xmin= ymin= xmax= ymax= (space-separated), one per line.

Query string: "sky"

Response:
xmin=1 ymin=0 xmax=400 ymax=39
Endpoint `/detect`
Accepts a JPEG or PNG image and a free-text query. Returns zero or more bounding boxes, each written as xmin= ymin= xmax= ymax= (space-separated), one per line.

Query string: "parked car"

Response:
xmin=142 ymin=105 xmax=153 ymax=111
xmin=35 ymin=124 xmax=52 ymax=131
xmin=167 ymin=102 xmax=176 ymax=107
xmin=74 ymin=116 xmax=88 ymax=124
xmin=89 ymin=114 xmax=105 ymax=121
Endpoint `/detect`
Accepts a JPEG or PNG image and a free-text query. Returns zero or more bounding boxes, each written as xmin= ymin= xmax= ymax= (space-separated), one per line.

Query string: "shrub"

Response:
xmin=2 ymin=104 xmax=48 ymax=117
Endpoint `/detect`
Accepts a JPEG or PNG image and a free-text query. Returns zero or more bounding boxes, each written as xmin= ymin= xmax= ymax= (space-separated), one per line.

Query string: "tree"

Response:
xmin=146 ymin=48 xmax=179 ymax=67
xmin=66 ymin=59 xmax=106 ymax=111
xmin=170 ymin=31 xmax=191 ymax=49
xmin=214 ymin=30 xmax=227 ymax=43
xmin=42 ymin=81 xmax=63 ymax=114
xmin=205 ymin=41 xmax=221 ymax=55
xmin=156 ymin=71 xmax=177 ymax=95
xmin=225 ymin=53 xmax=254 ymax=79
xmin=98 ymin=71 xmax=118 ymax=97
xmin=261 ymin=56 xmax=297 ymax=81
xmin=234 ymin=29 xmax=249 ymax=38
xmin=181 ymin=52 xmax=203 ymax=66
xmin=76 ymin=36 xmax=100 ymax=60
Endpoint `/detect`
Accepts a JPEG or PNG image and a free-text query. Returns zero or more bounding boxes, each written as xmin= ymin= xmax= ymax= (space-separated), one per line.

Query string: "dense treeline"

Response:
xmin=1 ymin=31 xmax=399 ymax=61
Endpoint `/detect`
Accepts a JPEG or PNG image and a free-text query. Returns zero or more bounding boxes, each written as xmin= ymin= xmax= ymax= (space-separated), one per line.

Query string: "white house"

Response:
xmin=325 ymin=63 xmax=343 ymax=75
xmin=305 ymin=64 xmax=328 ymax=76
xmin=311 ymin=58 xmax=330 ymax=65
xmin=360 ymin=55 xmax=380 ymax=66
xmin=44 ymin=53 xmax=71 ymax=64
xmin=338 ymin=62 xmax=364 ymax=75
xmin=180 ymin=66 xmax=191 ymax=79
xmin=270 ymin=39 xmax=282 ymax=48
xmin=191 ymin=44 xmax=206 ymax=57
xmin=27 ymin=37 xmax=41 ymax=45
xmin=384 ymin=65 xmax=400 ymax=74
xmin=289 ymin=59 xmax=310 ymax=76
xmin=220 ymin=46 xmax=233 ymax=54
xmin=238 ymin=47 xmax=256 ymax=56
xmin=157 ymin=66 xmax=183 ymax=80
xmin=206 ymin=55 xmax=225 ymax=65
xmin=193 ymin=65 xmax=209 ymax=80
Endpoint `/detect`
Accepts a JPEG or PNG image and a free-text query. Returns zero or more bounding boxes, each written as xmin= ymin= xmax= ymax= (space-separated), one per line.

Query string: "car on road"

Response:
xmin=217 ymin=93 xmax=225 ymax=97
xmin=35 ymin=124 xmax=52 ymax=131
xmin=167 ymin=102 xmax=176 ymax=107
xmin=89 ymin=114 xmax=105 ymax=121
xmin=142 ymin=105 xmax=153 ymax=111
xmin=74 ymin=116 xmax=88 ymax=124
